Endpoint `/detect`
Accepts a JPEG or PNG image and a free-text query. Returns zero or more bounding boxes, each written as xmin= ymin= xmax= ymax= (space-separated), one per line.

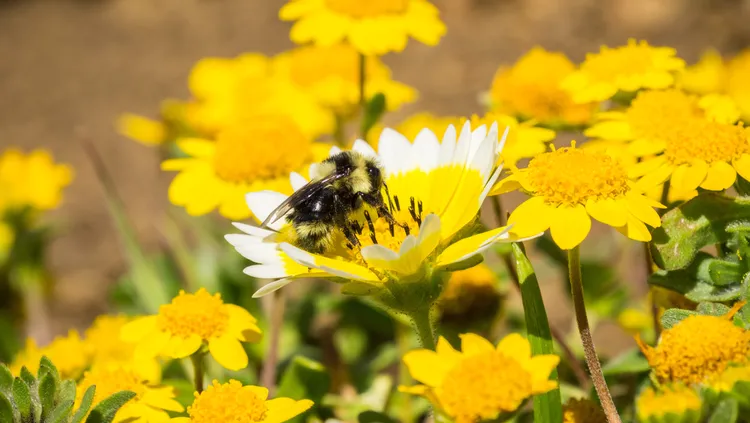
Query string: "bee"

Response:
xmin=261 ymin=151 xmax=402 ymax=254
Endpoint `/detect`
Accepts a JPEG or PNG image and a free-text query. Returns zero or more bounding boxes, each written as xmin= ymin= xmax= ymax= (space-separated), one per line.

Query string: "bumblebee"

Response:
xmin=261 ymin=151 xmax=400 ymax=254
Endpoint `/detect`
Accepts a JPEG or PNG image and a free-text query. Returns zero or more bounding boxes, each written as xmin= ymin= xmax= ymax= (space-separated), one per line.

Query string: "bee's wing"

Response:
xmin=260 ymin=173 xmax=344 ymax=228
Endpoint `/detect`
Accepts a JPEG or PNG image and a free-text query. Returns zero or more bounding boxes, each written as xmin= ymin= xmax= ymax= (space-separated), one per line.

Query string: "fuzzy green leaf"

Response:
xmin=685 ymin=282 xmax=742 ymax=302
xmin=651 ymin=194 xmax=750 ymax=270
xmin=360 ymin=93 xmax=386 ymax=139
xmin=13 ymin=377 xmax=32 ymax=421
xmin=709 ymin=398 xmax=739 ymax=423
xmin=697 ymin=302 xmax=731 ymax=316
xmin=38 ymin=373 xmax=56 ymax=421
xmin=57 ymin=380 xmax=77 ymax=406
xmin=709 ymin=260 xmax=745 ymax=286
xmin=660 ymin=308 xmax=696 ymax=329
xmin=511 ymin=243 xmax=562 ymax=423
xmin=71 ymin=385 xmax=96 ymax=423
xmin=48 ymin=400 xmax=74 ymax=423
xmin=277 ymin=356 xmax=330 ymax=423
xmin=85 ymin=391 xmax=136 ymax=423
xmin=0 ymin=365 xmax=12 ymax=394
xmin=0 ymin=392 xmax=14 ymax=423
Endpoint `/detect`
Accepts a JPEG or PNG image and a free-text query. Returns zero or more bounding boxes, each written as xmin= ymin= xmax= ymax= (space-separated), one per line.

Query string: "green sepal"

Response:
xmin=276 ymin=355 xmax=330 ymax=423
xmin=38 ymin=372 xmax=56 ymax=421
xmin=708 ymin=398 xmax=739 ymax=423
xmin=0 ymin=364 xmax=12 ymax=394
xmin=0 ymin=392 xmax=15 ymax=423
xmin=360 ymin=93 xmax=386 ymax=139
xmin=660 ymin=308 xmax=696 ymax=329
xmin=651 ymin=194 xmax=750 ymax=270
xmin=12 ymin=377 xmax=32 ymax=421
xmin=511 ymin=243 xmax=562 ymax=423
xmin=85 ymin=391 xmax=136 ymax=423
xmin=72 ymin=385 xmax=96 ymax=423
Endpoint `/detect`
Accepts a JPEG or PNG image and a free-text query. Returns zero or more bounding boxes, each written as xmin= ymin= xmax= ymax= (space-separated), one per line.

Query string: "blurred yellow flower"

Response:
xmin=186 ymin=54 xmax=334 ymax=139
xmin=161 ymin=116 xmax=330 ymax=219
xmin=708 ymin=364 xmax=750 ymax=392
xmin=681 ymin=49 xmax=750 ymax=122
xmin=122 ymin=288 xmax=262 ymax=371
xmin=563 ymin=398 xmax=607 ymax=423
xmin=439 ymin=263 xmax=500 ymax=318
xmin=680 ymin=50 xmax=724 ymax=95
xmin=400 ymin=333 xmax=559 ymax=423
xmin=77 ymin=363 xmax=183 ymax=423
xmin=11 ymin=330 xmax=89 ymax=379
xmin=117 ymin=114 xmax=168 ymax=146
xmin=272 ymin=44 xmax=416 ymax=116
xmin=172 ymin=379 xmax=313 ymax=423
xmin=279 ymin=0 xmax=446 ymax=55
xmin=636 ymin=384 xmax=702 ymax=423
xmin=492 ymin=143 xmax=664 ymax=249
xmin=637 ymin=303 xmax=750 ymax=384
xmin=725 ymin=50 xmax=750 ymax=122
xmin=0 ymin=221 xmax=13 ymax=263
xmin=0 ymin=149 xmax=73 ymax=212
xmin=562 ymin=39 xmax=685 ymax=104
xmin=84 ymin=315 xmax=161 ymax=382
xmin=489 ymin=47 xmax=596 ymax=126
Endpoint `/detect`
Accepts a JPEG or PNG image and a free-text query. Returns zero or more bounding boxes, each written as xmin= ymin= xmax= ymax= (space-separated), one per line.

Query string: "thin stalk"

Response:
xmin=190 ymin=352 xmax=204 ymax=393
xmin=550 ymin=326 xmax=590 ymax=390
xmin=643 ymin=242 xmax=661 ymax=342
xmin=358 ymin=54 xmax=366 ymax=107
xmin=568 ymin=246 xmax=621 ymax=423
xmin=409 ymin=307 xmax=436 ymax=350
xmin=261 ymin=289 xmax=286 ymax=395
xmin=396 ymin=322 xmax=413 ymax=422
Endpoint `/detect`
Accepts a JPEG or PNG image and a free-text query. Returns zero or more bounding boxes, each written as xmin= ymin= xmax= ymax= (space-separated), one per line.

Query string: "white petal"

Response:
xmin=497 ymin=126 xmax=510 ymax=154
xmin=352 ymin=139 xmax=377 ymax=157
xmin=329 ymin=146 xmax=342 ymax=156
xmin=243 ymin=264 xmax=289 ymax=279
xmin=360 ymin=244 xmax=400 ymax=262
xmin=309 ymin=163 xmax=320 ymax=179
xmin=438 ymin=124 xmax=457 ymax=165
xmin=398 ymin=234 xmax=419 ymax=256
xmin=412 ymin=128 xmax=440 ymax=171
xmin=378 ymin=128 xmax=412 ymax=176
xmin=414 ymin=213 xmax=442 ymax=259
xmin=253 ymin=279 xmax=295 ymax=297
xmin=468 ymin=128 xmax=497 ymax=180
xmin=469 ymin=124 xmax=488 ymax=158
xmin=452 ymin=121 xmax=472 ymax=167
xmin=479 ymin=164 xmax=504 ymax=206
xmin=278 ymin=242 xmax=317 ymax=268
xmin=236 ymin=243 xmax=283 ymax=264
xmin=232 ymin=222 xmax=275 ymax=238
xmin=290 ymin=172 xmax=308 ymax=191
xmin=224 ymin=233 xmax=260 ymax=248
xmin=246 ymin=191 xmax=288 ymax=231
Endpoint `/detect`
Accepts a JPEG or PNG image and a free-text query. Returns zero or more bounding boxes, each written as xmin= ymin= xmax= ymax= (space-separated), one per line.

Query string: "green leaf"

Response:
xmin=57 ymin=380 xmax=76 ymax=405
xmin=358 ymin=410 xmax=398 ymax=423
xmin=12 ymin=377 xmax=32 ymax=421
xmin=360 ymin=93 xmax=386 ymax=139
xmin=19 ymin=367 xmax=36 ymax=390
xmin=38 ymin=373 xmax=56 ymax=420
xmin=685 ymin=282 xmax=742 ymax=302
xmin=0 ymin=392 xmax=15 ymax=423
xmin=72 ymin=386 xmax=96 ymax=423
xmin=709 ymin=260 xmax=745 ymax=286
xmin=708 ymin=398 xmax=739 ymax=423
xmin=276 ymin=356 xmax=330 ymax=423
xmin=660 ymin=308 xmax=696 ymax=329
xmin=697 ymin=302 xmax=731 ymax=316
xmin=0 ymin=364 xmax=12 ymax=394
xmin=85 ymin=391 xmax=136 ymax=423
xmin=48 ymin=400 xmax=74 ymax=423
xmin=511 ymin=243 xmax=562 ymax=423
xmin=38 ymin=357 xmax=59 ymax=385
xmin=601 ymin=348 xmax=650 ymax=376
xmin=651 ymin=194 xmax=750 ymax=270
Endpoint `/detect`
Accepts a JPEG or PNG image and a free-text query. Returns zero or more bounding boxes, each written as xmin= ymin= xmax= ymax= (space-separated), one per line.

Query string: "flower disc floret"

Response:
xmin=626 ymin=90 xmax=700 ymax=140
xmin=157 ymin=289 xmax=230 ymax=340
xmin=636 ymin=385 xmax=701 ymax=422
xmin=664 ymin=121 xmax=749 ymax=166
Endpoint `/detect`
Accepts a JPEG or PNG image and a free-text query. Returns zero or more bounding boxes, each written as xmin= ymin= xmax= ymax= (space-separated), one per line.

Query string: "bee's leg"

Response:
xmin=341 ymin=223 xmax=361 ymax=251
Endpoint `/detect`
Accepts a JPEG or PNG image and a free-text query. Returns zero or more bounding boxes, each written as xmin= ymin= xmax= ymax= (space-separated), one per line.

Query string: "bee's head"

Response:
xmin=365 ymin=160 xmax=384 ymax=194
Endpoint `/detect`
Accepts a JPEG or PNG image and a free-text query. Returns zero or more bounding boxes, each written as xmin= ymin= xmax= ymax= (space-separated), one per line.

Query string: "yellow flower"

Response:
xmin=172 ymin=379 xmax=313 ymax=423
xmin=122 ymin=288 xmax=262 ymax=371
xmin=279 ymin=0 xmax=446 ymax=55
xmin=680 ymin=49 xmax=750 ymax=122
xmin=563 ymin=398 xmax=607 ymax=423
xmin=11 ymin=330 xmax=89 ymax=379
xmin=561 ymin=39 xmax=685 ymax=104
xmin=680 ymin=50 xmax=725 ymax=95
xmin=117 ymin=114 xmax=168 ymax=146
xmin=77 ymin=363 xmax=183 ymax=423
xmin=492 ymin=143 xmax=664 ymax=249
xmin=400 ymin=333 xmax=559 ymax=423
xmin=229 ymin=123 xmax=531 ymax=300
xmin=272 ymin=44 xmax=417 ymax=115
xmin=725 ymin=50 xmax=750 ymax=122
xmin=636 ymin=303 xmax=750 ymax=384
xmin=636 ymin=384 xmax=702 ymax=423
xmin=161 ymin=116 xmax=330 ymax=219
xmin=439 ymin=263 xmax=500 ymax=318
xmin=631 ymin=119 xmax=750 ymax=196
xmin=186 ymin=54 xmax=333 ymax=139
xmin=489 ymin=47 xmax=596 ymax=126
xmin=708 ymin=364 xmax=750 ymax=392
xmin=84 ymin=315 xmax=161 ymax=382
xmin=0 ymin=149 xmax=73 ymax=212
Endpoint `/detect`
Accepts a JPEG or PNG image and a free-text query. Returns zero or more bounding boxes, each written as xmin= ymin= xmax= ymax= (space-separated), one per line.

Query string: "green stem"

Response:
xmin=261 ymin=289 xmax=286 ymax=395
xmin=358 ymin=54 xmax=366 ymax=107
xmin=568 ymin=247 xmax=621 ymax=423
xmin=190 ymin=352 xmax=204 ymax=393
xmin=396 ymin=322 xmax=413 ymax=422
xmin=409 ymin=307 xmax=436 ymax=350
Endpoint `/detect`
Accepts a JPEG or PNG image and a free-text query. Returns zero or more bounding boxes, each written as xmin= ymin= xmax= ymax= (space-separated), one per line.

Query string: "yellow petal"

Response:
xmin=496 ymin=333 xmax=532 ymax=362
xmin=733 ymin=154 xmax=750 ymax=181
xmin=624 ymin=193 xmax=662 ymax=228
xmin=166 ymin=334 xmax=202 ymax=358
xmin=135 ymin=330 xmax=171 ymax=359
xmin=459 ymin=333 xmax=494 ymax=356
xmin=700 ymin=161 xmax=737 ymax=191
xmin=671 ymin=161 xmax=708 ymax=194
xmin=617 ymin=214 xmax=652 ymax=242
xmin=120 ymin=315 xmax=159 ymax=343
xmin=526 ymin=355 xmax=561 ymax=394
xmin=175 ymin=138 xmax=215 ymax=158
xmin=507 ymin=197 xmax=553 ymax=237
xmin=141 ymin=388 xmax=184 ymax=412
xmin=549 ymin=205 xmax=591 ymax=250
xmin=402 ymin=349 xmax=456 ymax=387
xmin=208 ymin=334 xmax=248 ymax=371
xmin=435 ymin=226 xmax=510 ymax=268
xmin=585 ymin=198 xmax=627 ymax=228
xmin=263 ymin=398 xmax=314 ymax=423
xmin=628 ymin=156 xmax=666 ymax=179
xmin=583 ymin=120 xmax=633 ymax=141
xmin=627 ymin=138 xmax=667 ymax=156
xmin=489 ymin=174 xmax=522 ymax=196
xmin=244 ymin=385 xmax=269 ymax=401
xmin=635 ymin=163 xmax=673 ymax=190
xmin=226 ymin=304 xmax=263 ymax=343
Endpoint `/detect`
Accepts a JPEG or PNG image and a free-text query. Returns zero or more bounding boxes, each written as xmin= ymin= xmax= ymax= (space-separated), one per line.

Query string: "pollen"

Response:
xmin=625 ymin=89 xmax=700 ymax=140
xmin=157 ymin=288 xmax=230 ymax=340
xmin=663 ymin=120 xmax=750 ymax=165
xmin=636 ymin=385 xmax=701 ymax=421
xmin=439 ymin=351 xmax=533 ymax=423
xmin=78 ymin=366 xmax=147 ymax=404
xmin=213 ymin=116 xmax=311 ymax=184
xmin=637 ymin=307 xmax=750 ymax=384
xmin=525 ymin=144 xmax=630 ymax=206
xmin=581 ymin=39 xmax=672 ymax=83
xmin=187 ymin=380 xmax=268 ymax=423
xmin=324 ymin=0 xmax=409 ymax=18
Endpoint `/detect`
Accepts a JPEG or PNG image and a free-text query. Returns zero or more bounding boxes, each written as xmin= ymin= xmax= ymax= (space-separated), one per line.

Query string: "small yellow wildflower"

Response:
xmin=708 ymin=364 xmax=750 ymax=392
xmin=122 ymin=288 xmax=262 ymax=371
xmin=11 ymin=330 xmax=89 ymax=379
xmin=636 ymin=303 xmax=750 ymax=384
xmin=561 ymin=39 xmax=685 ymax=104
xmin=489 ymin=47 xmax=596 ymax=126
xmin=636 ymin=385 xmax=702 ymax=423
xmin=84 ymin=315 xmax=161 ymax=382
xmin=172 ymin=379 xmax=313 ymax=423
xmin=0 ymin=149 xmax=73 ymax=212
xmin=439 ymin=263 xmax=501 ymax=319
xmin=680 ymin=49 xmax=750 ymax=122
xmin=726 ymin=50 xmax=750 ymax=122
xmin=680 ymin=50 xmax=725 ymax=95
xmin=117 ymin=114 xmax=168 ymax=146
xmin=77 ymin=363 xmax=183 ymax=423
xmin=279 ymin=0 xmax=446 ymax=55
xmin=400 ymin=333 xmax=559 ymax=423
xmin=492 ymin=142 xmax=664 ymax=249
xmin=272 ymin=44 xmax=416 ymax=116
xmin=161 ymin=116 xmax=330 ymax=219
xmin=563 ymin=398 xmax=607 ymax=423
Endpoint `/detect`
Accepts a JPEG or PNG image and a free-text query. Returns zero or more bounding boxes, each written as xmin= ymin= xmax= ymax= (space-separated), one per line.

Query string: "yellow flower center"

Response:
xmin=213 ymin=117 xmax=311 ymax=184
xmin=636 ymin=385 xmax=701 ymax=420
xmin=439 ymin=351 xmax=533 ymax=423
xmin=644 ymin=313 xmax=750 ymax=384
xmin=525 ymin=145 xmax=630 ymax=206
xmin=664 ymin=120 xmax=750 ymax=165
xmin=346 ymin=194 xmax=429 ymax=254
xmin=187 ymin=380 xmax=268 ymax=423
xmin=563 ymin=398 xmax=607 ymax=423
xmin=324 ymin=0 xmax=409 ymax=18
xmin=582 ymin=40 xmax=667 ymax=82
xmin=157 ymin=288 xmax=229 ymax=340
xmin=626 ymin=90 xmax=701 ymax=139
xmin=79 ymin=366 xmax=147 ymax=405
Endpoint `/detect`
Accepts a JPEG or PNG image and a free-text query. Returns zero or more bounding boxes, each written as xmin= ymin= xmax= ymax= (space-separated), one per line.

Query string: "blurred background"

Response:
xmin=1 ymin=0 xmax=750 ymax=348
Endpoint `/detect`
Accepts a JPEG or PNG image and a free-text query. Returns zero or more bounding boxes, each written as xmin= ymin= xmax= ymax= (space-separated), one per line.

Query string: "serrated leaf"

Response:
xmin=709 ymin=398 xmax=739 ymax=423
xmin=512 ymin=243 xmax=562 ymax=423
xmin=651 ymin=194 xmax=750 ymax=270
xmin=0 ymin=392 xmax=15 ymax=423
xmin=72 ymin=386 xmax=96 ymax=423
xmin=661 ymin=308 xmax=696 ymax=329
xmin=0 ymin=365 xmax=12 ymax=394
xmin=39 ymin=373 xmax=56 ymax=421
xmin=85 ymin=391 xmax=136 ymax=423
xmin=13 ymin=377 xmax=32 ymax=421
xmin=276 ymin=356 xmax=330 ymax=423
xmin=48 ymin=400 xmax=74 ymax=423
xmin=58 ymin=380 xmax=76 ymax=405
xmin=697 ymin=302 xmax=731 ymax=316
xmin=601 ymin=348 xmax=651 ymax=376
